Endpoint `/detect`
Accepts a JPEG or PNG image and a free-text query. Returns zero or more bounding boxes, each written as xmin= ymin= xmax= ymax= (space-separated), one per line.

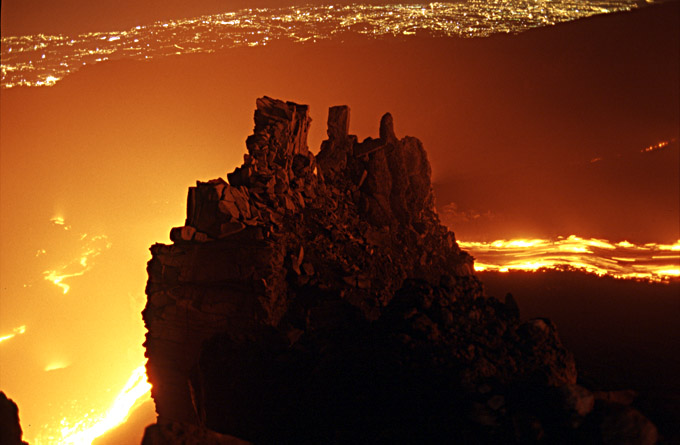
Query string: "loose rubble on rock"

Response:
xmin=142 ymin=97 xmax=658 ymax=444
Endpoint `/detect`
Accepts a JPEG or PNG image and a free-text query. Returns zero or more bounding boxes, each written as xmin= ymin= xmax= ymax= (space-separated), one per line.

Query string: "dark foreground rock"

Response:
xmin=142 ymin=421 xmax=250 ymax=445
xmin=142 ymin=98 xmax=657 ymax=444
xmin=0 ymin=392 xmax=28 ymax=445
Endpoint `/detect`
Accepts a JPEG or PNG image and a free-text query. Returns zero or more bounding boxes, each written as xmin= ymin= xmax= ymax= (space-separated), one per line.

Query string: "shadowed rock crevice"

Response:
xmin=142 ymin=97 xmax=657 ymax=444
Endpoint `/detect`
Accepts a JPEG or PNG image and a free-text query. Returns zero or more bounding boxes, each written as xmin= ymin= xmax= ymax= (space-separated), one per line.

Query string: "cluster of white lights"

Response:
xmin=1 ymin=0 xmax=638 ymax=88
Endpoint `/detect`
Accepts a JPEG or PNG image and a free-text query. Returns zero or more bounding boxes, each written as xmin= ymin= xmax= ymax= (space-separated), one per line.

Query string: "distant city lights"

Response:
xmin=1 ymin=1 xmax=638 ymax=88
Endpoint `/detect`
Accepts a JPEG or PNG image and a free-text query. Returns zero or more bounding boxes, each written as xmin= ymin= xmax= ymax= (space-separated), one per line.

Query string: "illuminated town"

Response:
xmin=1 ymin=1 xmax=638 ymax=89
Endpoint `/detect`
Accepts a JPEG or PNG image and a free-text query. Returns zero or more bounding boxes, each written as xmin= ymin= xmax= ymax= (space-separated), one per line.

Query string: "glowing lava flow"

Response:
xmin=44 ymin=361 xmax=71 ymax=372
xmin=50 ymin=216 xmax=70 ymax=228
xmin=459 ymin=235 xmax=680 ymax=282
xmin=54 ymin=365 xmax=152 ymax=445
xmin=42 ymin=218 xmax=112 ymax=294
xmin=0 ymin=325 xmax=26 ymax=343
xmin=43 ymin=241 xmax=109 ymax=294
xmin=641 ymin=137 xmax=676 ymax=153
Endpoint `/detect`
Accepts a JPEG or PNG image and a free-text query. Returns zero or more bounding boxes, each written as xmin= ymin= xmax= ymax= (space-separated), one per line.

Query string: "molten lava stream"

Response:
xmin=459 ymin=235 xmax=680 ymax=282
xmin=34 ymin=365 xmax=151 ymax=445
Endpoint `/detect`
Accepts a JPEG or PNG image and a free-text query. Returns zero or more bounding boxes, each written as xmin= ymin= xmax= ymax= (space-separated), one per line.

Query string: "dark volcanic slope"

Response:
xmin=141 ymin=98 xmax=659 ymax=444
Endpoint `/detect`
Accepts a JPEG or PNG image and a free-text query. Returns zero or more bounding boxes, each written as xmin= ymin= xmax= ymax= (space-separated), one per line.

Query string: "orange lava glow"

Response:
xmin=51 ymin=216 xmax=69 ymax=227
xmin=0 ymin=324 xmax=26 ymax=343
xmin=0 ymin=3 xmax=677 ymax=442
xmin=641 ymin=137 xmax=676 ymax=153
xmin=44 ymin=361 xmax=71 ymax=372
xmin=35 ymin=365 xmax=151 ymax=445
xmin=42 ymin=217 xmax=112 ymax=294
xmin=460 ymin=235 xmax=680 ymax=282
xmin=0 ymin=214 xmax=153 ymax=444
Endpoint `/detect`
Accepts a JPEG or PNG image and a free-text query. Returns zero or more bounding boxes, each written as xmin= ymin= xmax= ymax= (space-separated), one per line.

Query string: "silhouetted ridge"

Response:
xmin=0 ymin=392 xmax=28 ymax=445
xmin=142 ymin=98 xmax=658 ymax=444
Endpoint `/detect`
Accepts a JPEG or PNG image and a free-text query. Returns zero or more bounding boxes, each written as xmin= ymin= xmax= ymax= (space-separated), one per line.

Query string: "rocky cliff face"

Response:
xmin=142 ymin=98 xmax=655 ymax=444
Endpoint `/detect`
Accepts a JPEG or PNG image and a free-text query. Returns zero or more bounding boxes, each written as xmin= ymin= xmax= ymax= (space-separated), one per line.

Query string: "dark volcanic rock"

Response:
xmin=142 ymin=420 xmax=250 ymax=445
xmin=0 ymin=392 xmax=28 ymax=445
xmin=142 ymin=97 xmax=654 ymax=444
xmin=597 ymin=402 xmax=659 ymax=445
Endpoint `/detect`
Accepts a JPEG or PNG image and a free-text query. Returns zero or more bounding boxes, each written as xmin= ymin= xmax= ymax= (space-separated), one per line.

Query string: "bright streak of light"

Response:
xmin=460 ymin=236 xmax=680 ymax=282
xmin=57 ymin=365 xmax=152 ymax=445
xmin=0 ymin=325 xmax=27 ymax=343
xmin=641 ymin=138 xmax=675 ymax=153
xmin=45 ymin=361 xmax=71 ymax=372
xmin=657 ymin=268 xmax=680 ymax=277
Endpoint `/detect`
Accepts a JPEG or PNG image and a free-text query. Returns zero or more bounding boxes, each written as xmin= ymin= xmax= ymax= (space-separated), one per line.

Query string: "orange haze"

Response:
xmin=0 ymin=3 xmax=678 ymax=444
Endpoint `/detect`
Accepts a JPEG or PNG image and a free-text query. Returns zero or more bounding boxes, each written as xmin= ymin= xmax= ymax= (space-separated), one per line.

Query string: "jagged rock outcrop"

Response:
xmin=0 ymin=392 xmax=28 ymax=445
xmin=142 ymin=97 xmax=655 ymax=444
